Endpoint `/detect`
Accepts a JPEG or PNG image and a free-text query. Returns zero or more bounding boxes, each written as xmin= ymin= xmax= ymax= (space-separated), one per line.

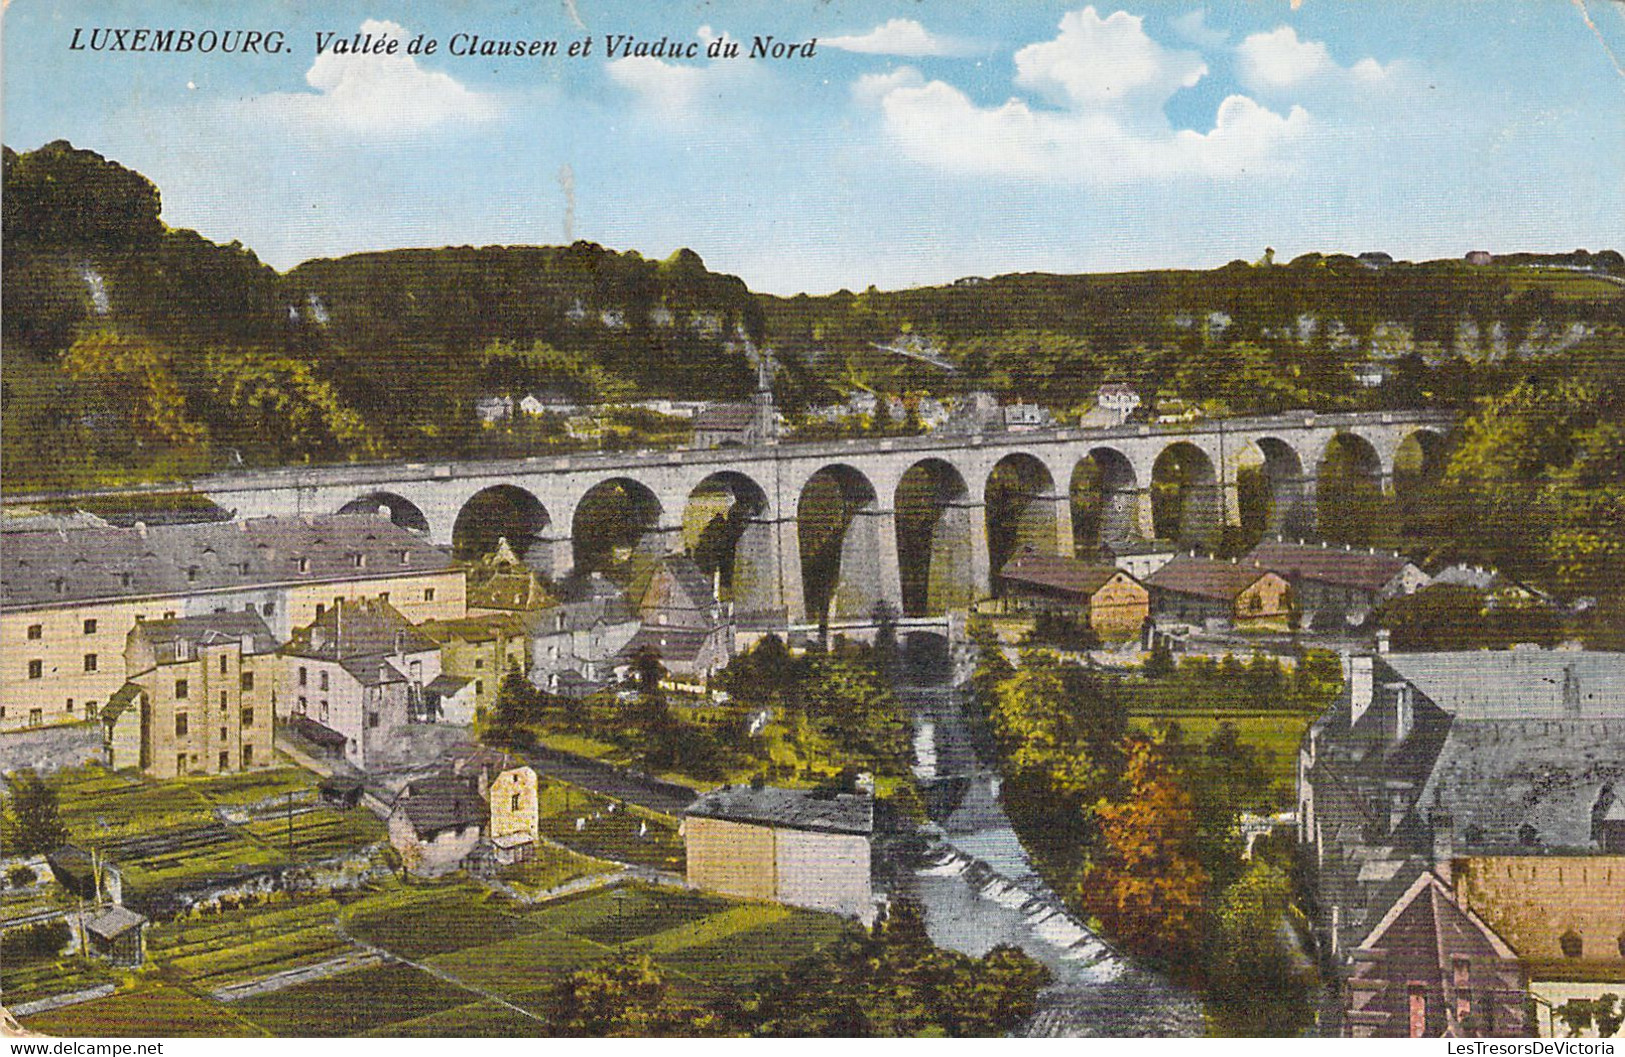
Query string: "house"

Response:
xmin=684 ymin=783 xmax=874 ymax=923
xmin=527 ymin=573 xmax=641 ymax=694
xmin=387 ymin=774 xmax=488 ymax=877
xmin=1247 ymin=539 xmax=1429 ymax=625
xmin=1002 ymin=403 xmax=1053 ymax=432
xmin=465 ymin=537 xmax=558 ymax=613
xmin=1145 ymin=556 xmax=1293 ymax=627
xmin=1453 ymin=856 xmax=1625 ymax=1037
xmin=417 ymin=612 xmax=530 ymax=719
xmin=997 ymin=551 xmax=1149 ymax=642
xmin=475 ymin=395 xmax=514 ymax=424
xmin=1298 ymin=648 xmax=1625 ymax=1026
xmin=620 ymin=555 xmax=734 ymax=680
xmin=1099 ymin=539 xmax=1180 ymax=582
xmin=487 ymin=764 xmax=540 ymax=865
xmin=1431 ymin=564 xmax=1548 ymax=610
xmin=1352 ymin=362 xmax=1391 ymax=389
xmin=421 ymin=674 xmax=477 ymax=725
xmin=119 ymin=612 xmax=279 ymax=779
xmin=0 ymin=513 xmax=463 ymax=734
xmin=277 ymin=599 xmax=442 ymax=770
xmin=1096 ymin=383 xmax=1141 ymax=419
xmin=1343 ymin=871 xmax=1528 ymax=1037
xmin=940 ymin=391 xmax=1002 ymax=434
xmin=518 ymin=391 xmax=578 ymax=417
xmin=83 ymin=905 xmax=150 ymax=967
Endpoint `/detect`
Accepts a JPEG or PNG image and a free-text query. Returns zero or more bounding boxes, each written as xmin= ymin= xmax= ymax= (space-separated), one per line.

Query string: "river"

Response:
xmin=896 ymin=680 xmax=1205 ymax=1037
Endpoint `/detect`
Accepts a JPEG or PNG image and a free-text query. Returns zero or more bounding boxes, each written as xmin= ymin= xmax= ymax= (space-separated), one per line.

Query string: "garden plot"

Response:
xmin=340 ymin=883 xmax=540 ymax=960
xmin=537 ymin=780 xmax=684 ymax=872
xmin=146 ymin=895 xmax=352 ymax=991
xmin=233 ymin=961 xmax=473 ymax=1037
xmin=21 ymin=983 xmax=264 ymax=1038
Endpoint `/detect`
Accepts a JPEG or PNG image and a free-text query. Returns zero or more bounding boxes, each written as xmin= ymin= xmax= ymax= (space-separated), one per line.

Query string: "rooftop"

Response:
xmin=686 ymin=784 xmax=873 ymax=836
xmin=394 ymin=775 xmax=488 ymax=838
xmin=1146 ymin=555 xmax=1276 ymax=601
xmin=283 ymin=598 xmax=437 ymax=661
xmin=999 ymin=551 xmax=1128 ymax=597
xmin=129 ymin=611 xmax=278 ymax=663
xmin=1 ymin=514 xmax=453 ymax=612
xmin=1246 ymin=539 xmax=1417 ymax=592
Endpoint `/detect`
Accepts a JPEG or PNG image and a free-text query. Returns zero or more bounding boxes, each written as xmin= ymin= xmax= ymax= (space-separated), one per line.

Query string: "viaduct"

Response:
xmin=17 ymin=409 xmax=1455 ymax=626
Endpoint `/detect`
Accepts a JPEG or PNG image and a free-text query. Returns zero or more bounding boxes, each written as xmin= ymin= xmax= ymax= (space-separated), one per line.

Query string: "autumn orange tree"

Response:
xmin=1080 ymin=734 xmax=1210 ymax=970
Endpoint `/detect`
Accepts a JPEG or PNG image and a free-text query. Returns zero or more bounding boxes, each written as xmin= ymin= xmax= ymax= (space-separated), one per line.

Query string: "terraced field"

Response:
xmin=18 ymin=880 xmax=857 ymax=1037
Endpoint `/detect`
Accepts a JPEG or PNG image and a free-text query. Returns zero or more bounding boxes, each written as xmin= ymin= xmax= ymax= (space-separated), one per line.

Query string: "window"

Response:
xmin=85 ymin=702 xmax=98 ymax=719
xmin=29 ymin=709 xmax=43 ymax=727
xmin=315 ymin=604 xmax=326 ymax=619
xmin=511 ymin=793 xmax=521 ymax=812
xmin=83 ymin=618 xmax=98 ymax=635
xmin=177 ymin=754 xmax=188 ymax=775
xmin=1409 ymin=985 xmax=1428 ymax=1038
xmin=83 ymin=653 xmax=98 ymax=672
xmin=219 ymin=726 xmax=227 ymax=742
xmin=476 ymin=679 xmax=484 ymax=696
xmin=243 ymin=744 xmax=254 ymax=767
xmin=218 ymin=654 xmax=227 ymax=673
xmin=220 ymin=751 xmax=231 ymax=771
xmin=1560 ymin=930 xmax=1584 ymax=959
xmin=241 ymin=671 xmax=255 ymax=692
xmin=297 ymin=557 xmax=310 ymax=573
xmin=121 ymin=572 xmax=133 ymax=588
xmin=187 ymin=566 xmax=199 ymax=583
xmin=66 ymin=698 xmax=75 ymax=713
xmin=475 ymin=657 xmax=485 ymax=669
xmin=319 ymin=671 xmax=329 ymax=691
xmin=299 ymin=666 xmax=308 ymax=687
xmin=379 ymin=592 xmax=390 ymax=604
xmin=164 ymin=611 xmax=176 ymax=620
xmin=176 ymin=713 xmax=189 ymax=737
xmin=319 ymin=701 xmax=329 ymax=722
xmin=352 ymin=553 xmax=365 ymax=568
xmin=219 ymin=691 xmax=228 ymax=710
xmin=26 ymin=624 xmax=42 ymax=640
xmin=424 ymin=588 xmax=436 ymax=602
xmin=241 ymin=708 xmax=254 ymax=728
xmin=262 ymin=602 xmax=275 ymax=617
xmin=1453 ymin=957 xmax=1471 ymax=1023
xmin=175 ymin=679 xmax=189 ymax=699
xmin=367 ymin=711 xmax=379 ymax=729
xmin=297 ymin=696 xmax=308 ymax=714
xmin=27 ymin=659 xmax=42 ymax=680
xmin=398 ymin=550 xmax=410 ymax=565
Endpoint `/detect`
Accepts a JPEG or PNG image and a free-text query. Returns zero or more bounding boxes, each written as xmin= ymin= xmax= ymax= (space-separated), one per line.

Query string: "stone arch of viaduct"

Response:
xmin=196 ymin=410 xmax=1454 ymax=625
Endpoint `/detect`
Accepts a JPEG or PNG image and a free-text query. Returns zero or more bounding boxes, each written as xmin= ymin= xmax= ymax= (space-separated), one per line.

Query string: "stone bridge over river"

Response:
xmin=22 ymin=409 xmax=1455 ymax=626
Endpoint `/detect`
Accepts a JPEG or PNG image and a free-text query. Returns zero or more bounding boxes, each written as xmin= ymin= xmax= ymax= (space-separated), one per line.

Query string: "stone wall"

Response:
xmin=0 ymin=723 xmax=102 ymax=776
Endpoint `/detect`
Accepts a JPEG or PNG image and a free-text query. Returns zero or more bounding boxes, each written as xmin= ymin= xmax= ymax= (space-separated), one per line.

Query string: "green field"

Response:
xmin=19 ymin=877 xmax=856 ymax=1037
xmin=21 ymin=983 xmax=266 ymax=1038
xmin=537 ymin=780 xmax=684 ymax=872
xmin=42 ymin=765 xmax=383 ymax=898
xmin=1129 ymin=710 xmax=1314 ymax=806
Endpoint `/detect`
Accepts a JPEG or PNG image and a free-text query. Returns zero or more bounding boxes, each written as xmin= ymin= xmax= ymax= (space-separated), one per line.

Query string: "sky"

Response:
xmin=4 ymin=0 xmax=1624 ymax=294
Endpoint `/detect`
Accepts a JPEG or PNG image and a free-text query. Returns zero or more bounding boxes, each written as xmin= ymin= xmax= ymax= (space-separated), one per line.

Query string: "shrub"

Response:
xmin=6 ymin=864 xmax=39 ymax=887
xmin=1 ymin=920 xmax=72 ymax=963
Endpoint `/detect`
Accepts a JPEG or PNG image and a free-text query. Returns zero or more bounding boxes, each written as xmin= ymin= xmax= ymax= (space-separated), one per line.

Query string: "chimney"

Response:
xmin=1350 ymin=656 xmax=1374 ymax=725
xmin=1395 ymin=683 xmax=1414 ymax=744
xmin=240 ymin=633 xmax=254 ymax=654
xmin=1376 ymin=629 xmax=1391 ymax=654
xmin=1430 ymin=809 xmax=1455 ymax=884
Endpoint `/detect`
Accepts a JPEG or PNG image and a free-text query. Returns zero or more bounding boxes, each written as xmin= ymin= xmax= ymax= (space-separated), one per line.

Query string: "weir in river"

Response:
xmin=896 ymin=679 xmax=1204 ymax=1037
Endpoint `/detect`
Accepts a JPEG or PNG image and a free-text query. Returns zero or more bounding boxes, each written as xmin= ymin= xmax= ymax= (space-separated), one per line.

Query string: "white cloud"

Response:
xmin=243 ymin=20 xmax=497 ymax=136
xmin=824 ymin=19 xmax=973 ymax=57
xmin=1170 ymin=10 xmax=1228 ymax=50
xmin=606 ymin=41 xmax=751 ymax=125
xmin=1013 ymin=8 xmax=1206 ymax=112
xmin=858 ymin=7 xmax=1308 ymax=184
xmin=1236 ymin=26 xmax=1395 ymax=90
xmin=852 ymin=66 xmax=926 ymax=105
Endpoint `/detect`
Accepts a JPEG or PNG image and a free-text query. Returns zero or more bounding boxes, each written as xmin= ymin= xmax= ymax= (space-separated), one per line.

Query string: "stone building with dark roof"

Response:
xmin=527 ymin=573 xmax=641 ymax=694
xmin=684 ymin=784 xmax=874 ymax=922
xmin=1300 ymin=648 xmax=1625 ymax=1032
xmin=1247 ymin=539 xmax=1429 ymax=625
xmin=417 ymin=612 xmax=529 ymax=719
xmin=620 ymin=555 xmax=734 ymax=680
xmin=387 ymin=774 xmax=489 ymax=877
xmin=116 ymin=611 xmax=280 ymax=778
xmin=278 ymin=599 xmax=443 ymax=770
xmin=997 ymin=551 xmax=1149 ymax=641
xmin=1145 ymin=555 xmax=1293 ymax=627
xmin=1 ymin=514 xmax=464 ymax=734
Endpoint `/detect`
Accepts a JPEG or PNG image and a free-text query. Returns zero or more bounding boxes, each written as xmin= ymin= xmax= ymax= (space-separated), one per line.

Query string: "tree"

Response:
xmin=1206 ymin=860 xmax=1320 ymax=1036
xmin=550 ymin=952 xmax=714 ymax=1036
xmin=1 ymin=770 xmax=70 ymax=857
xmin=1081 ymin=736 xmax=1210 ymax=968
xmin=1144 ymin=636 xmax=1176 ymax=680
